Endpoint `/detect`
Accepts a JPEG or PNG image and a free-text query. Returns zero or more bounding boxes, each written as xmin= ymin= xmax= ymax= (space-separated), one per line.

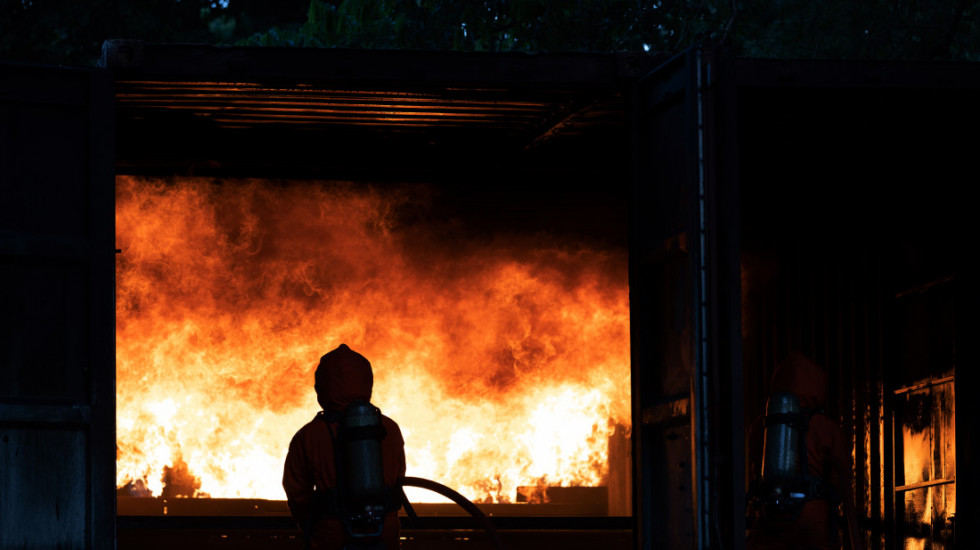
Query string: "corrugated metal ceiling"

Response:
xmin=107 ymin=44 xmax=661 ymax=176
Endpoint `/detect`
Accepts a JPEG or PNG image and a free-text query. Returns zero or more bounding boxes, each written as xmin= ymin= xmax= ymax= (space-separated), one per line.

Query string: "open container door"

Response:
xmin=0 ymin=62 xmax=116 ymax=548
xmin=628 ymin=46 xmax=743 ymax=550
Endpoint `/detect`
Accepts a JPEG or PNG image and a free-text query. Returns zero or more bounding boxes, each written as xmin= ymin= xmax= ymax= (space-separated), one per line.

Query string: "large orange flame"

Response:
xmin=115 ymin=176 xmax=630 ymax=505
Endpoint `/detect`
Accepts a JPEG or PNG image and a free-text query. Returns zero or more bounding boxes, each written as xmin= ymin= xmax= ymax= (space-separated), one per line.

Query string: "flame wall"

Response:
xmin=115 ymin=176 xmax=631 ymax=504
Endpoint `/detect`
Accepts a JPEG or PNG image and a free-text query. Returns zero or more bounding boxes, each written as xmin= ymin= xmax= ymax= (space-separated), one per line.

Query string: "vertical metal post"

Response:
xmin=694 ymin=46 xmax=711 ymax=550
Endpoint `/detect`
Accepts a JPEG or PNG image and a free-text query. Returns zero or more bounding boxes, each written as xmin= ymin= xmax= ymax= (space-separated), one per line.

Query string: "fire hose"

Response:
xmin=399 ymin=476 xmax=506 ymax=550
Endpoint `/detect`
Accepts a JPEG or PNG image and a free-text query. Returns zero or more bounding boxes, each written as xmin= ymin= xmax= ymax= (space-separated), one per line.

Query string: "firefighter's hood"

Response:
xmin=314 ymin=343 xmax=373 ymax=411
xmin=770 ymin=352 xmax=828 ymax=410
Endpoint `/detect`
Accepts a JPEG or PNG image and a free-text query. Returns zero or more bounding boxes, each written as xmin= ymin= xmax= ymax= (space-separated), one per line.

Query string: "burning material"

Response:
xmin=115 ymin=176 xmax=631 ymax=506
xmin=896 ymin=374 xmax=955 ymax=547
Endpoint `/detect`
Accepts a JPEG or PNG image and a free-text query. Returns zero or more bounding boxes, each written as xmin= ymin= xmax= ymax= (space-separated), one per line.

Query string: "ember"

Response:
xmin=115 ymin=176 xmax=631 ymax=508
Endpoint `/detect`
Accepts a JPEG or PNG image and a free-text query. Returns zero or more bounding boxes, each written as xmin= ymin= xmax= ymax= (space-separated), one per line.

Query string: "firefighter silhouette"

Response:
xmin=283 ymin=344 xmax=406 ymax=550
xmin=746 ymin=352 xmax=863 ymax=550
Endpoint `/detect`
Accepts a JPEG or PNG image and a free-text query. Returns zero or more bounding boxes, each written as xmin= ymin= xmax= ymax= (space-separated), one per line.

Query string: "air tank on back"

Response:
xmin=762 ymin=391 xmax=801 ymax=485
xmin=341 ymin=400 xmax=386 ymax=519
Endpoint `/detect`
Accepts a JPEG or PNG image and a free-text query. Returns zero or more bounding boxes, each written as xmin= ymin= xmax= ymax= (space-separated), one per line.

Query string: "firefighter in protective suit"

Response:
xmin=746 ymin=352 xmax=862 ymax=550
xmin=283 ymin=344 xmax=406 ymax=550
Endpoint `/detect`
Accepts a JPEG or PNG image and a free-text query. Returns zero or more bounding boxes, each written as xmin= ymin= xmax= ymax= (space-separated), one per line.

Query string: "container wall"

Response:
xmin=736 ymin=63 xmax=976 ymax=549
xmin=0 ymin=63 xmax=115 ymax=549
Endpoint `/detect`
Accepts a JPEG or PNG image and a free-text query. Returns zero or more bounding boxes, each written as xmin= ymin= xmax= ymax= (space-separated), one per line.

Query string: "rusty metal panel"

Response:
xmin=0 ymin=260 xmax=89 ymax=401
xmin=0 ymin=429 xmax=88 ymax=546
xmin=0 ymin=62 xmax=115 ymax=549
xmin=953 ymin=272 xmax=975 ymax=550
xmin=630 ymin=49 xmax=700 ymax=550
xmin=630 ymin=46 xmax=742 ymax=550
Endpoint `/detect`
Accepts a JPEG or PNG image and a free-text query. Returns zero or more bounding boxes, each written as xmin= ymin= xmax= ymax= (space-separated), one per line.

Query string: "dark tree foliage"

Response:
xmin=1 ymin=0 xmax=977 ymax=67
xmin=236 ymin=0 xmax=732 ymax=53
xmin=240 ymin=0 xmax=980 ymax=61
xmin=733 ymin=0 xmax=979 ymax=61
xmin=0 ymin=0 xmax=307 ymax=66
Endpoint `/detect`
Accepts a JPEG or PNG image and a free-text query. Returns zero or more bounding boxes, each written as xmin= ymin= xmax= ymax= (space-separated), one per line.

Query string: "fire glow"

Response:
xmin=115 ymin=176 xmax=631 ymax=505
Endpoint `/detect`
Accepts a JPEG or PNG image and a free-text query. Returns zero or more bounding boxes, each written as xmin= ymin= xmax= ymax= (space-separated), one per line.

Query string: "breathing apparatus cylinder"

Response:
xmin=761 ymin=391 xmax=802 ymax=504
xmin=760 ymin=392 xmax=810 ymax=518
xmin=340 ymin=400 xmax=387 ymax=530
